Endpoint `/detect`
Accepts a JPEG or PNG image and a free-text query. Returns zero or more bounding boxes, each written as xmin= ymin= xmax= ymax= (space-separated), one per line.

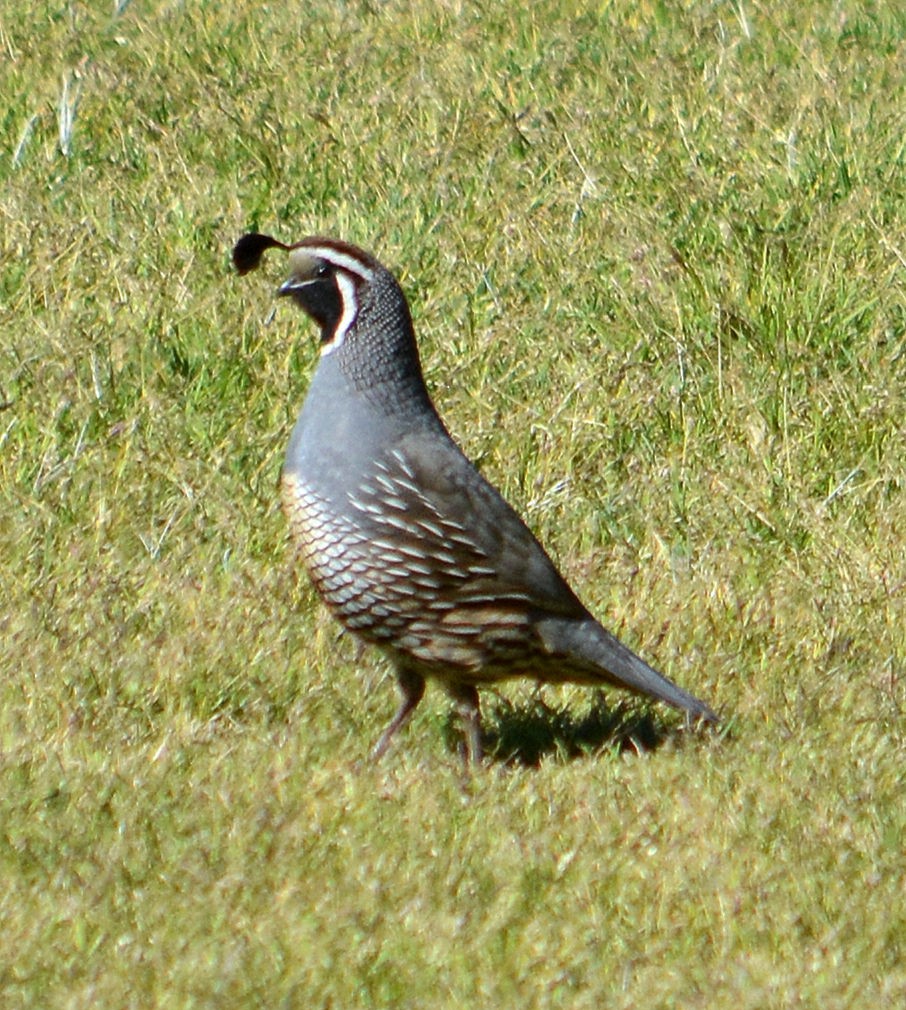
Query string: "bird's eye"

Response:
xmin=314 ymin=261 xmax=331 ymax=279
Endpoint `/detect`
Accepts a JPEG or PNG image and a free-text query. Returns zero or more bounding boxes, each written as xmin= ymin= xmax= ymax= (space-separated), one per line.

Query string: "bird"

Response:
xmin=233 ymin=231 xmax=718 ymax=762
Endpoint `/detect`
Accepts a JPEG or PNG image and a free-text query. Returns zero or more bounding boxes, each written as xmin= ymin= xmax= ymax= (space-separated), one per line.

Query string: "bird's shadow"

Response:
xmin=446 ymin=692 xmax=683 ymax=766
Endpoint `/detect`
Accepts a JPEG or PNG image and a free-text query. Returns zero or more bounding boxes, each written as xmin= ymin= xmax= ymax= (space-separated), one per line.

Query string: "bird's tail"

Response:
xmin=538 ymin=617 xmax=719 ymax=724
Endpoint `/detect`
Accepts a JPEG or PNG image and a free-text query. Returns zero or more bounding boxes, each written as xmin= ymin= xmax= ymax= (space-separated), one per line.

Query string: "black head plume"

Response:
xmin=232 ymin=233 xmax=293 ymax=275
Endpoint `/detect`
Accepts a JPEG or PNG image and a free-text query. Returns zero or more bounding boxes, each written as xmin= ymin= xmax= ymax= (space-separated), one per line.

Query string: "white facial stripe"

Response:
xmin=303 ymin=245 xmax=374 ymax=283
xmin=321 ymin=271 xmax=358 ymax=355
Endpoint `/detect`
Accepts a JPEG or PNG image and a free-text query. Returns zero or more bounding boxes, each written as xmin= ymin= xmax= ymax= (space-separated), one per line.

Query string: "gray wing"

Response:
xmin=363 ymin=430 xmax=589 ymax=621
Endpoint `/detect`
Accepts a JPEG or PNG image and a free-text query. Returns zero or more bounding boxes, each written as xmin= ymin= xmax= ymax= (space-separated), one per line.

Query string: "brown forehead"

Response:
xmin=289 ymin=237 xmax=377 ymax=281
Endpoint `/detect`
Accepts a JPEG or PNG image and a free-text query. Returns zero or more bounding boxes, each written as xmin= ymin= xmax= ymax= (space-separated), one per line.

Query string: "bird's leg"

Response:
xmin=371 ymin=667 xmax=425 ymax=760
xmin=447 ymin=683 xmax=484 ymax=765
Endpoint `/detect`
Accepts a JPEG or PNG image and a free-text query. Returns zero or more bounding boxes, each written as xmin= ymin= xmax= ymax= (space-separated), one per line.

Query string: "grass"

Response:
xmin=1 ymin=0 xmax=904 ymax=1006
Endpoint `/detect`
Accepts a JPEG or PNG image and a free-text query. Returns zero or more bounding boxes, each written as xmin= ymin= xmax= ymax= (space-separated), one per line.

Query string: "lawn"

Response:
xmin=1 ymin=1 xmax=904 ymax=1007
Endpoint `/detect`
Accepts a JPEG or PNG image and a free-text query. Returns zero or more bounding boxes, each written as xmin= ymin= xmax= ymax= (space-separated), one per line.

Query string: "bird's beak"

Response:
xmin=277 ymin=276 xmax=317 ymax=298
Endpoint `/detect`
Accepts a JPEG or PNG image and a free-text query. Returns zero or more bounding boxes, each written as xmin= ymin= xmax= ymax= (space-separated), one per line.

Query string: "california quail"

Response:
xmin=234 ymin=232 xmax=718 ymax=762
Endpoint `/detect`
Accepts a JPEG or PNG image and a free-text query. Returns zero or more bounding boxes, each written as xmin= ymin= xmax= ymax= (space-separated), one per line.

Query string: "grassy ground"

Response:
xmin=1 ymin=0 xmax=904 ymax=1006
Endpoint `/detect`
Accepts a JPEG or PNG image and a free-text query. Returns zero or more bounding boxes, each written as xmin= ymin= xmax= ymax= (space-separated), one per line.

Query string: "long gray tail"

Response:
xmin=539 ymin=616 xmax=719 ymax=724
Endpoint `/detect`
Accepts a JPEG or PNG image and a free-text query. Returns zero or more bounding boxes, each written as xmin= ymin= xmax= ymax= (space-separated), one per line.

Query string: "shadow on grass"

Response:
xmin=446 ymin=692 xmax=687 ymax=767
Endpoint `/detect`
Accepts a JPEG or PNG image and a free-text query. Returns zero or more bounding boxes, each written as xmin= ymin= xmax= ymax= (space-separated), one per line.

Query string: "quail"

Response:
xmin=234 ymin=232 xmax=718 ymax=762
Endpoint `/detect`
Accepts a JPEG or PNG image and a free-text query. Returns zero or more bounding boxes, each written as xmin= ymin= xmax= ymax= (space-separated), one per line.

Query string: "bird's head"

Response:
xmin=233 ymin=232 xmax=395 ymax=355
xmin=233 ymin=232 xmax=432 ymax=408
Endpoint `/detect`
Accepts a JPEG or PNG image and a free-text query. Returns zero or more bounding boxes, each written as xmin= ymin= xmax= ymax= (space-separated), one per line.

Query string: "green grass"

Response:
xmin=1 ymin=0 xmax=904 ymax=1006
